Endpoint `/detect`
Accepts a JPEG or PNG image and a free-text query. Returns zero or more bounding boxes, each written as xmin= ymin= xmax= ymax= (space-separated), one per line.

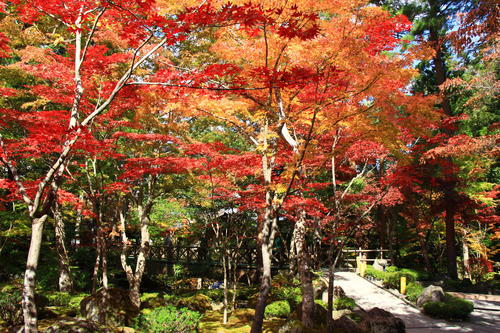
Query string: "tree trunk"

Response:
xmin=295 ymin=212 xmax=314 ymax=329
xmin=250 ymin=231 xmax=273 ymax=333
xmin=462 ymin=234 xmax=471 ymax=280
xmin=91 ymin=248 xmax=101 ymax=294
xmin=231 ymin=255 xmax=237 ymax=311
xmin=53 ymin=203 xmax=74 ymax=292
xmin=22 ymin=215 xmax=47 ymax=333
xmin=445 ymin=199 xmax=458 ymax=279
xmin=417 ymin=229 xmax=433 ymax=273
xmin=119 ymin=204 xmax=150 ymax=309
xmin=251 ymin=213 xmax=277 ymax=333
xmin=429 ymin=7 xmax=458 ymax=280
xmin=223 ymin=253 xmax=228 ymax=324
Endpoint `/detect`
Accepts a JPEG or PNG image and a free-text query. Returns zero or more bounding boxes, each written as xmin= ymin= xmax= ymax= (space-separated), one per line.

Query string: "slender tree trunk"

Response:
xmin=231 ymin=255 xmax=237 ymax=311
xmin=251 ymin=215 xmax=277 ymax=333
xmin=91 ymin=248 xmax=101 ymax=294
xmin=74 ymin=193 xmax=84 ymax=247
xmin=53 ymin=202 xmax=74 ymax=292
xmin=445 ymin=200 xmax=458 ymax=279
xmin=428 ymin=6 xmax=458 ymax=279
xmin=462 ymin=234 xmax=471 ymax=280
xmin=288 ymin=226 xmax=298 ymax=275
xmin=295 ymin=212 xmax=314 ymax=329
xmin=22 ymin=215 xmax=48 ymax=333
xmin=119 ymin=204 xmax=150 ymax=309
xmin=223 ymin=253 xmax=228 ymax=324
xmin=417 ymin=229 xmax=433 ymax=273
xmin=251 ymin=150 xmax=278 ymax=333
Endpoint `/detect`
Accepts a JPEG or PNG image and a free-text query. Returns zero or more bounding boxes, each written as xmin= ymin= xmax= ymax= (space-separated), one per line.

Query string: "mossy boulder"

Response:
xmin=175 ymin=293 xmax=212 ymax=313
xmin=80 ymin=288 xmax=139 ymax=327
xmin=416 ymin=285 xmax=445 ymax=308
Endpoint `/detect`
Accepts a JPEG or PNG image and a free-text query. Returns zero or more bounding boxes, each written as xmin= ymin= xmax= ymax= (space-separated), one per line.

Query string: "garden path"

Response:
xmin=331 ymin=271 xmax=499 ymax=333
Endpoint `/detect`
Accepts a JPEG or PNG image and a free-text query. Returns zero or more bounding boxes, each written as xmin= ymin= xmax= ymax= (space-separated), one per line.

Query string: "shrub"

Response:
xmin=406 ymin=282 xmax=424 ymax=302
xmin=264 ymin=300 xmax=291 ymax=318
xmin=272 ymin=287 xmax=302 ymax=308
xmin=314 ymin=299 xmax=327 ymax=309
xmin=365 ymin=265 xmax=386 ymax=280
xmin=423 ymin=294 xmax=474 ymax=321
xmin=383 ymin=272 xmax=416 ymax=289
xmin=136 ymin=305 xmax=202 ymax=333
xmin=0 ymin=289 xmax=22 ymax=326
xmin=47 ymin=291 xmax=72 ymax=306
xmin=334 ymin=297 xmax=356 ymax=310
xmin=386 ymin=266 xmax=399 ymax=273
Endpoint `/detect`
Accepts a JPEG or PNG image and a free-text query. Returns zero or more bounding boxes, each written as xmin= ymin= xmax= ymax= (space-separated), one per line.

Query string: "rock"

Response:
xmin=416 ymin=285 xmax=445 ymax=308
xmin=334 ymin=286 xmax=346 ymax=298
xmin=373 ymin=259 xmax=388 ymax=272
xmin=116 ymin=327 xmax=136 ymax=333
xmin=331 ymin=314 xmax=363 ymax=333
xmin=358 ymin=307 xmax=405 ymax=333
xmin=278 ymin=319 xmax=306 ymax=333
xmin=332 ymin=309 xmax=352 ymax=320
xmin=313 ymin=279 xmax=328 ymax=299
xmin=80 ymin=288 xmax=139 ymax=327
xmin=44 ymin=318 xmax=111 ymax=332
xmin=211 ymin=301 xmax=224 ymax=311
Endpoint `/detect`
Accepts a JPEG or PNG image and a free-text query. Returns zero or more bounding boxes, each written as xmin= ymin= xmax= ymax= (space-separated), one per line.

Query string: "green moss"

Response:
xmin=423 ymin=294 xmax=474 ymax=321
xmin=264 ymin=300 xmax=291 ymax=319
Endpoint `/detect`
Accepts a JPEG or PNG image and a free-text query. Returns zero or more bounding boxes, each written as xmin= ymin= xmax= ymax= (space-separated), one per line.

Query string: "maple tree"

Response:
xmin=0 ymin=0 xmax=272 ymax=330
xmin=0 ymin=0 xmax=496 ymax=331
xmin=167 ymin=0 xmax=438 ymax=330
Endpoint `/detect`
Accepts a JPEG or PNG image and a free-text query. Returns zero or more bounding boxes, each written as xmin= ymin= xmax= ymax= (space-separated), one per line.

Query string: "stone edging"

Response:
xmin=447 ymin=292 xmax=500 ymax=302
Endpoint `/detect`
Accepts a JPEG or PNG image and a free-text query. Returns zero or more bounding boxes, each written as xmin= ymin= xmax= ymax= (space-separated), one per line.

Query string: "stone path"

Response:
xmin=332 ymin=271 xmax=500 ymax=333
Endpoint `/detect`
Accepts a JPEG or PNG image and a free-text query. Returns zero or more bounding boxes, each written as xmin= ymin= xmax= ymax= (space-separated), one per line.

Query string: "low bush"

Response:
xmin=423 ymin=294 xmax=474 ymax=321
xmin=314 ymin=299 xmax=327 ymax=309
xmin=386 ymin=266 xmax=399 ymax=273
xmin=365 ymin=265 xmax=386 ymax=280
xmin=406 ymin=282 xmax=424 ymax=302
xmin=0 ymin=289 xmax=22 ymax=326
xmin=365 ymin=265 xmax=430 ymax=286
xmin=383 ymin=271 xmax=416 ymax=289
xmin=135 ymin=305 xmax=202 ymax=333
xmin=264 ymin=300 xmax=291 ymax=318
xmin=334 ymin=297 xmax=356 ymax=310
xmin=272 ymin=287 xmax=302 ymax=308
xmin=47 ymin=292 xmax=72 ymax=306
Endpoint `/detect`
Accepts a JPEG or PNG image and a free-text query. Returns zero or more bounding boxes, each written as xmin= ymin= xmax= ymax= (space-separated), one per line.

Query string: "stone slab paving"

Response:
xmin=332 ymin=271 xmax=499 ymax=333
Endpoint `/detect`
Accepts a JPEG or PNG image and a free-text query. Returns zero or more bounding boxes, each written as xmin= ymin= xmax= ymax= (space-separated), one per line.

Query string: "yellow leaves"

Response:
xmin=21 ymin=97 xmax=50 ymax=110
xmin=52 ymin=34 xmax=65 ymax=46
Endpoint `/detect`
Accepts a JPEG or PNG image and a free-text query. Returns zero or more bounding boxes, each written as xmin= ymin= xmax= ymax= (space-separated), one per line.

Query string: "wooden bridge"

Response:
xmin=121 ymin=244 xmax=290 ymax=270
xmin=119 ymin=244 xmax=389 ymax=271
